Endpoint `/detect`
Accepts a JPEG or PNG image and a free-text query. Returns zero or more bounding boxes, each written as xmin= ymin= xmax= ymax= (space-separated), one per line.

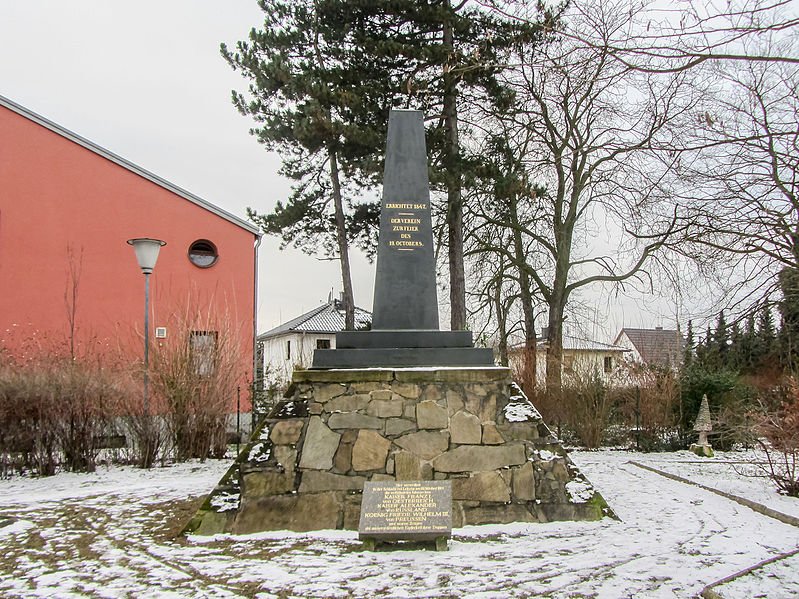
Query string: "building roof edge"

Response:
xmin=0 ymin=94 xmax=261 ymax=236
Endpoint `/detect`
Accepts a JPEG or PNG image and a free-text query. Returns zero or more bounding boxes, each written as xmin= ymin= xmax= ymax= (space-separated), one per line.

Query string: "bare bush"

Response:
xmin=755 ymin=381 xmax=799 ymax=496
xmin=147 ymin=307 xmax=245 ymax=462
xmin=616 ymin=362 xmax=680 ymax=451
xmin=560 ymin=367 xmax=613 ymax=449
xmin=0 ymin=355 xmax=130 ymax=476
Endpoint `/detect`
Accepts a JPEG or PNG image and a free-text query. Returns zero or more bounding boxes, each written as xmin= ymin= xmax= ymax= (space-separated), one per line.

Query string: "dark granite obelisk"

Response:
xmin=312 ymin=110 xmax=494 ymax=368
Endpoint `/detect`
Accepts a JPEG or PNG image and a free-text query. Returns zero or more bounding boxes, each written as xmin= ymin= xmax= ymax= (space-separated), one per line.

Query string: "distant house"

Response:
xmin=258 ymin=295 xmax=371 ymax=385
xmin=613 ymin=327 xmax=684 ymax=368
xmin=510 ymin=334 xmax=629 ymax=385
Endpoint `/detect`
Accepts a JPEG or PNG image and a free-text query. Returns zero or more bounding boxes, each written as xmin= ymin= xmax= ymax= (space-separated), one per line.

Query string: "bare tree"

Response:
xmin=674 ymin=32 xmax=799 ymax=315
xmin=468 ymin=0 xmax=695 ymax=395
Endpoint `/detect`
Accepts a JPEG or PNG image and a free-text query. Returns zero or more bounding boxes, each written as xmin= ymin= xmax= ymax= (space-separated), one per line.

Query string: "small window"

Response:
xmin=190 ymin=331 xmax=217 ymax=376
xmin=188 ymin=239 xmax=218 ymax=268
xmin=604 ymin=356 xmax=613 ymax=373
xmin=317 ymin=338 xmax=331 ymax=349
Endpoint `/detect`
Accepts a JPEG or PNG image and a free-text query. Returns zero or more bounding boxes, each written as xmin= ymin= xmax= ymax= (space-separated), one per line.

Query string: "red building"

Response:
xmin=0 ymin=95 xmax=261 ymax=406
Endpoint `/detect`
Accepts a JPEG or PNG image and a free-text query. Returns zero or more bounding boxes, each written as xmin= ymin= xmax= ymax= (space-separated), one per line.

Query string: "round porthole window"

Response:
xmin=188 ymin=239 xmax=218 ymax=268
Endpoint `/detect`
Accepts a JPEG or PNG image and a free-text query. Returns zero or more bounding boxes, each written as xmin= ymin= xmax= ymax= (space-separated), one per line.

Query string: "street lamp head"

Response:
xmin=127 ymin=238 xmax=166 ymax=274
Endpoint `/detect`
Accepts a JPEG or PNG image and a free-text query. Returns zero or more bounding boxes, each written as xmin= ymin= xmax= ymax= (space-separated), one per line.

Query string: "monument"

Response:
xmin=183 ymin=110 xmax=613 ymax=537
xmin=313 ymin=109 xmax=493 ymax=369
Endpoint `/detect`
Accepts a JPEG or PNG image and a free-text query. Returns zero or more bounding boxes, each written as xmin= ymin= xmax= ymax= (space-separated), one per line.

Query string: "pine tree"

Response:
xmin=317 ymin=0 xmax=555 ymax=329
xmin=683 ymin=319 xmax=695 ymax=366
xmin=779 ymin=267 xmax=799 ymax=371
xmin=756 ymin=306 xmax=777 ymax=368
xmin=222 ymin=0 xmax=392 ymax=329
xmin=714 ymin=310 xmax=729 ymax=368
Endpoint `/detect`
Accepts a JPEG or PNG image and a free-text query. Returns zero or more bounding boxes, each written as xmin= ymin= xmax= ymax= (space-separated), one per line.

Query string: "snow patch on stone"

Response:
xmin=566 ymin=479 xmax=595 ymax=503
xmin=209 ymin=491 xmax=240 ymax=512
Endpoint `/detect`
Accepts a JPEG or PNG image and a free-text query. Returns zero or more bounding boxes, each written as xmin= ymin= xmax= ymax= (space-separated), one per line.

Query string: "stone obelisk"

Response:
xmin=312 ymin=109 xmax=493 ymax=368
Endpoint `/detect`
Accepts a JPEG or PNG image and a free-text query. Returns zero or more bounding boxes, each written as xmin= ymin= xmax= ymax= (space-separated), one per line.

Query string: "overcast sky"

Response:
xmin=0 ymin=0 xmax=684 ymax=339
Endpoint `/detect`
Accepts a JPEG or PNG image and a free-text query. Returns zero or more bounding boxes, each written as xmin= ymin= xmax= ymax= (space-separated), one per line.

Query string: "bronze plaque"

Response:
xmin=358 ymin=480 xmax=452 ymax=541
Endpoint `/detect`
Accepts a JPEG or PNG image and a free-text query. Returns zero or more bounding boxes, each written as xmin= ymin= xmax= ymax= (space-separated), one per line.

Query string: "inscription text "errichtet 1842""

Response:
xmin=385 ymin=203 xmax=427 ymax=210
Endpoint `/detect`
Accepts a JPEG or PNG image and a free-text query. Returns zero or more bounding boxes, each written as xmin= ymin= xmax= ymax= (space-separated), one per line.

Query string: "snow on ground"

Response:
xmin=0 ymin=450 xmax=797 ymax=598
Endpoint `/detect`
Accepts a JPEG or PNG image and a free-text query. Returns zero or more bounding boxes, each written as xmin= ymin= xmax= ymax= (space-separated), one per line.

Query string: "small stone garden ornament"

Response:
xmin=690 ymin=394 xmax=714 ymax=457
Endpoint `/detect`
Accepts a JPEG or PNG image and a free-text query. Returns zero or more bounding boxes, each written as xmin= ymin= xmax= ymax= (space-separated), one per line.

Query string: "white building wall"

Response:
xmin=261 ymin=332 xmax=336 ymax=387
xmin=613 ymin=331 xmax=643 ymax=362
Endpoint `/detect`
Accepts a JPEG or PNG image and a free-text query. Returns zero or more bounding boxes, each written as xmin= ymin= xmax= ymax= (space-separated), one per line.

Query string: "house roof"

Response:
xmin=523 ymin=335 xmax=629 ymax=353
xmin=258 ymin=298 xmax=372 ymax=339
xmin=613 ymin=327 xmax=684 ymax=364
xmin=0 ymin=94 xmax=261 ymax=236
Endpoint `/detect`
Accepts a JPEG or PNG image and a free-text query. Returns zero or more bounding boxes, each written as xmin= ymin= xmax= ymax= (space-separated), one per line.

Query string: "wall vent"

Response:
xmin=155 ymin=327 xmax=167 ymax=339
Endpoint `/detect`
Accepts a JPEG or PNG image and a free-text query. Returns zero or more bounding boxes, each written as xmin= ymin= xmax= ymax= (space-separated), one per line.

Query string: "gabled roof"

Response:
xmin=535 ymin=335 xmax=629 ymax=353
xmin=0 ymin=94 xmax=260 ymax=236
xmin=511 ymin=335 xmax=629 ymax=353
xmin=614 ymin=327 xmax=684 ymax=365
xmin=258 ymin=298 xmax=372 ymax=339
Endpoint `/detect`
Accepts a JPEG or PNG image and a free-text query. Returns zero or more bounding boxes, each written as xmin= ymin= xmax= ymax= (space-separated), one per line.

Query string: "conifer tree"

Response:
xmin=318 ymin=0 xmax=554 ymax=329
xmin=714 ymin=310 xmax=729 ymax=368
xmin=683 ymin=319 xmax=695 ymax=366
xmin=222 ymin=0 xmax=392 ymax=329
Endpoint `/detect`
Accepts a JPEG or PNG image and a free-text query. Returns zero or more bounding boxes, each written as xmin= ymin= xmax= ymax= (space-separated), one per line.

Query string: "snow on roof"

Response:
xmin=614 ymin=327 xmax=684 ymax=364
xmin=536 ymin=335 xmax=629 ymax=353
xmin=258 ymin=298 xmax=372 ymax=339
xmin=0 ymin=94 xmax=260 ymax=236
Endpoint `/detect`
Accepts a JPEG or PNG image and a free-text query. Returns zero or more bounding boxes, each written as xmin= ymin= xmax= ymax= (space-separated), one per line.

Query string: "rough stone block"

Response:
xmin=270 ymin=420 xmax=304 ymax=445
xmin=298 ymin=471 xmax=366 ymax=492
xmin=371 ymin=473 xmax=395 ymax=481
xmin=462 ymin=503 xmax=538 ymax=526
xmin=481 ymin=422 xmax=505 ymax=445
xmin=233 ymin=493 xmax=340 ymax=533
xmin=309 ymin=402 xmax=323 ymax=415
xmin=403 ymin=403 xmax=416 ymax=418
xmin=343 ymin=495 xmax=362 ymax=530
xmin=416 ymin=401 xmax=448 ymax=429
xmin=241 ymin=470 xmax=296 ymax=497
xmin=395 ymin=430 xmax=450 ymax=460
xmin=432 ymin=444 xmax=526 ymax=473
xmin=194 ymin=510 xmax=232 ymax=536
xmin=447 ymin=390 xmax=464 ymax=415
xmin=392 ymin=382 xmax=422 ymax=399
xmin=341 ymin=430 xmax=357 ymax=443
xmin=421 ymin=385 xmax=443 ymax=402
xmin=333 ymin=442 xmax=352 ymax=473
xmin=353 ymin=382 xmax=380 ymax=393
xmin=352 ymin=429 xmax=391 ymax=471
xmin=394 ymin=451 xmax=423 ymax=480
xmin=385 ymin=418 xmax=415 ymax=436
xmin=325 ymin=393 xmax=371 ymax=413
xmin=298 ymin=416 xmax=341 ymax=470
xmin=450 ymin=410 xmax=482 ymax=444
xmin=328 ymin=413 xmax=383 ymax=430
xmin=367 ymin=399 xmax=403 ymax=418
xmin=452 ymin=471 xmax=511 ymax=502
xmin=273 ymin=446 xmax=297 ymax=469
xmin=512 ymin=462 xmax=536 ymax=501
xmin=370 ymin=389 xmax=392 ymax=401
xmin=314 ymin=384 xmax=347 ymax=403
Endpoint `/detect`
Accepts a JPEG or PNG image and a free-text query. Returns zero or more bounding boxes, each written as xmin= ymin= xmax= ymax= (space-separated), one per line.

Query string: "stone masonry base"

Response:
xmin=185 ymin=367 xmax=613 ymax=535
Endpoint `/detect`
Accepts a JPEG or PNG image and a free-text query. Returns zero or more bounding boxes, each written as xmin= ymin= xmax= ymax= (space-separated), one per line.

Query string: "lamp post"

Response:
xmin=127 ymin=238 xmax=165 ymax=466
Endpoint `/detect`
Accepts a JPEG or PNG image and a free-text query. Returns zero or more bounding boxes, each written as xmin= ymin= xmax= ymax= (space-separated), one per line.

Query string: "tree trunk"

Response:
xmin=545 ymin=289 xmax=566 ymax=397
xmin=329 ymin=148 xmax=355 ymax=330
xmin=493 ymin=276 xmax=509 ymax=366
xmin=443 ymin=6 xmax=466 ymax=331
xmin=510 ymin=196 xmax=537 ymax=396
